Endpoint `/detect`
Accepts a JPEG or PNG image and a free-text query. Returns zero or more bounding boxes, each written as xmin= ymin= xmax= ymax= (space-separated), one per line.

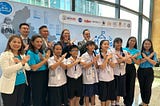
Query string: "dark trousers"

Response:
xmin=30 ymin=70 xmax=48 ymax=106
xmin=1 ymin=84 xmax=26 ymax=106
xmin=137 ymin=67 xmax=154 ymax=104
xmin=124 ymin=64 xmax=136 ymax=106
xmin=23 ymin=71 xmax=32 ymax=106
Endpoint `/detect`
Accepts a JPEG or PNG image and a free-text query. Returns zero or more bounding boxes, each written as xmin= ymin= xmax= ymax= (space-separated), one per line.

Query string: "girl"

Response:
xmin=123 ymin=36 xmax=142 ymax=106
xmin=0 ymin=35 xmax=30 ymax=106
xmin=97 ymin=40 xmax=117 ymax=106
xmin=112 ymin=38 xmax=132 ymax=105
xmin=138 ymin=39 xmax=157 ymax=106
xmin=27 ymin=35 xmax=50 ymax=106
xmin=80 ymin=41 xmax=99 ymax=106
xmin=66 ymin=45 xmax=83 ymax=106
xmin=47 ymin=43 xmax=68 ymax=106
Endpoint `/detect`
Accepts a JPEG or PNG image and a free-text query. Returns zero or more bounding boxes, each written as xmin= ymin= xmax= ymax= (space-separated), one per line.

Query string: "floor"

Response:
xmin=0 ymin=78 xmax=160 ymax=106
xmin=94 ymin=77 xmax=160 ymax=106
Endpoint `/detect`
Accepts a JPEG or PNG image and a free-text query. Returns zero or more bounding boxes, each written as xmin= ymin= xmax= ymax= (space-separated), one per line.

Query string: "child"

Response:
xmin=138 ymin=39 xmax=157 ymax=106
xmin=66 ymin=45 xmax=83 ymax=106
xmin=112 ymin=38 xmax=132 ymax=105
xmin=0 ymin=35 xmax=30 ymax=106
xmin=80 ymin=41 xmax=99 ymax=106
xmin=47 ymin=43 xmax=68 ymax=106
xmin=97 ymin=40 xmax=117 ymax=106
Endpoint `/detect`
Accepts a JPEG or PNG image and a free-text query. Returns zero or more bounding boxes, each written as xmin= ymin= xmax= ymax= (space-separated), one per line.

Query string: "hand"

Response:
xmin=149 ymin=52 xmax=154 ymax=58
xmin=107 ymin=54 xmax=112 ymax=60
xmin=45 ymin=50 xmax=51 ymax=59
xmin=142 ymin=53 xmax=147 ymax=58
xmin=39 ymin=52 xmax=44 ymax=61
xmin=116 ymin=53 xmax=122 ymax=59
xmin=93 ymin=55 xmax=99 ymax=64
xmin=13 ymin=57 xmax=20 ymax=63
xmin=48 ymin=42 xmax=53 ymax=48
xmin=133 ymin=53 xmax=140 ymax=58
xmin=70 ymin=40 xmax=75 ymax=44
xmin=24 ymin=44 xmax=29 ymax=51
xmin=21 ymin=55 xmax=30 ymax=65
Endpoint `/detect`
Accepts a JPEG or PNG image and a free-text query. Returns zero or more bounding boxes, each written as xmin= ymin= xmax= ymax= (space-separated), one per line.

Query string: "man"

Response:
xmin=39 ymin=25 xmax=53 ymax=50
xmin=78 ymin=29 xmax=91 ymax=55
xmin=19 ymin=23 xmax=31 ymax=106
xmin=19 ymin=23 xmax=30 ymax=51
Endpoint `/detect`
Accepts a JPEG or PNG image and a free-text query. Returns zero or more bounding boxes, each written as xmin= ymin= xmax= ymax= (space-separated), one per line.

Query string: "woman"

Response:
xmin=123 ymin=36 xmax=142 ymax=106
xmin=138 ymin=39 xmax=157 ymax=106
xmin=58 ymin=29 xmax=74 ymax=58
xmin=0 ymin=35 xmax=30 ymax=106
xmin=27 ymin=35 xmax=50 ymax=106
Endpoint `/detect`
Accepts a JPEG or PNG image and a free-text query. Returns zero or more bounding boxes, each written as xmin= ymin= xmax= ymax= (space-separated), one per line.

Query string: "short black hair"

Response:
xmin=86 ymin=41 xmax=96 ymax=46
xmin=39 ymin=25 xmax=48 ymax=32
xmin=19 ymin=23 xmax=29 ymax=29
xmin=69 ymin=45 xmax=79 ymax=51
xmin=83 ymin=29 xmax=89 ymax=35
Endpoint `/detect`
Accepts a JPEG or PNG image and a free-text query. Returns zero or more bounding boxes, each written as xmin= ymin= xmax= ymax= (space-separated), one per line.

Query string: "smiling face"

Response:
xmin=114 ymin=41 xmax=122 ymax=50
xmin=19 ymin=25 xmax=30 ymax=37
xmin=70 ymin=47 xmax=79 ymax=58
xmin=53 ymin=45 xmax=62 ymax=57
xmin=9 ymin=37 xmax=22 ymax=52
xmin=83 ymin=30 xmax=91 ymax=41
xmin=143 ymin=40 xmax=152 ymax=51
xmin=100 ymin=40 xmax=109 ymax=52
xmin=63 ymin=30 xmax=70 ymax=42
xmin=40 ymin=27 xmax=49 ymax=39
xmin=128 ymin=37 xmax=136 ymax=48
xmin=31 ymin=37 xmax=43 ymax=50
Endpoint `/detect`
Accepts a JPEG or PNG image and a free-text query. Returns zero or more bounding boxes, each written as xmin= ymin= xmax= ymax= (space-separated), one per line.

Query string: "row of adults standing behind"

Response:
xmin=0 ymin=22 xmax=158 ymax=106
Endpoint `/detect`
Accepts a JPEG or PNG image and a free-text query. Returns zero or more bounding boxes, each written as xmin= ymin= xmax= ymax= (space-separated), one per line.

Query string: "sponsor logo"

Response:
xmin=78 ymin=17 xmax=82 ymax=22
xmin=84 ymin=19 xmax=91 ymax=23
xmin=0 ymin=1 xmax=13 ymax=15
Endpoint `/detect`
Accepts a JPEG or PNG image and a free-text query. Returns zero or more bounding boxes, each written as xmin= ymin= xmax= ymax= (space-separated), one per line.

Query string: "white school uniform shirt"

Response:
xmin=66 ymin=56 xmax=82 ymax=79
xmin=97 ymin=51 xmax=117 ymax=82
xmin=81 ymin=52 xmax=98 ymax=84
xmin=48 ymin=56 xmax=67 ymax=87
xmin=112 ymin=49 xmax=128 ymax=76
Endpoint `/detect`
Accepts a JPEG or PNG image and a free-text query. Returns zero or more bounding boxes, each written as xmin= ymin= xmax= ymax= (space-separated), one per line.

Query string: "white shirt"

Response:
xmin=48 ymin=56 xmax=67 ymax=87
xmin=81 ymin=52 xmax=98 ymax=84
xmin=66 ymin=56 xmax=82 ymax=79
xmin=112 ymin=49 xmax=128 ymax=76
xmin=97 ymin=51 xmax=117 ymax=82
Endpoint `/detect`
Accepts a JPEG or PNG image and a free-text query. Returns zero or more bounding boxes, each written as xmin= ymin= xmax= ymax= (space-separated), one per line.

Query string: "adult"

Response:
xmin=19 ymin=23 xmax=32 ymax=106
xmin=123 ymin=36 xmax=142 ymax=106
xmin=0 ymin=35 xmax=30 ymax=106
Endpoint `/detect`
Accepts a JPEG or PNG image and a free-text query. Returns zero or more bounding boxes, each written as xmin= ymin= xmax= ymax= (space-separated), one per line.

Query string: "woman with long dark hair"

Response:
xmin=0 ymin=35 xmax=30 ymax=106
xmin=27 ymin=35 xmax=50 ymax=106
xmin=123 ymin=36 xmax=142 ymax=106
xmin=138 ymin=39 xmax=157 ymax=106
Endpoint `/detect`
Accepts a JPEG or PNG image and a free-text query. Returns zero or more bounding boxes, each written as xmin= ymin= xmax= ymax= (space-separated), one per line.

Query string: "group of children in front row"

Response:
xmin=0 ymin=34 xmax=158 ymax=106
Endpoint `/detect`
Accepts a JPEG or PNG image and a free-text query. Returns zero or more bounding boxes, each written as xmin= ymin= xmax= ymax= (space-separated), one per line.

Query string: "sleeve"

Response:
xmin=48 ymin=57 xmax=56 ymax=67
xmin=136 ymin=50 xmax=142 ymax=60
xmin=97 ymin=58 xmax=102 ymax=65
xmin=111 ymin=54 xmax=118 ymax=63
xmin=66 ymin=58 xmax=72 ymax=65
xmin=27 ymin=51 xmax=36 ymax=66
xmin=153 ymin=52 xmax=158 ymax=62
xmin=0 ymin=52 xmax=23 ymax=75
